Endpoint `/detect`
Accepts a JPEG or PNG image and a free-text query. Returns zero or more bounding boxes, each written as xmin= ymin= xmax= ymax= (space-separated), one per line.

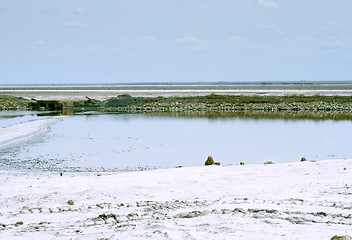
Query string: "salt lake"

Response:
xmin=1 ymin=112 xmax=351 ymax=172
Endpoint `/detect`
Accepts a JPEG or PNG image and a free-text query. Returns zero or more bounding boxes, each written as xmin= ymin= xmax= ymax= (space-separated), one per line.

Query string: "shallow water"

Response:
xmin=0 ymin=111 xmax=43 ymax=128
xmin=1 ymin=113 xmax=351 ymax=172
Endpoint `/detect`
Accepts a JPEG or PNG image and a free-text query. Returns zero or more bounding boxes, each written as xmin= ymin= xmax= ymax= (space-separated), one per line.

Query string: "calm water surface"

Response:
xmin=0 ymin=111 xmax=43 ymax=128
xmin=1 ymin=113 xmax=351 ymax=171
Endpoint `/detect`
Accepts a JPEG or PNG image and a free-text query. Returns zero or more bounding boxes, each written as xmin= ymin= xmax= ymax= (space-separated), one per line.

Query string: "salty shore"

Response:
xmin=1 ymin=92 xmax=351 ymax=239
xmin=0 ymin=118 xmax=60 ymax=150
xmin=0 ymin=159 xmax=351 ymax=239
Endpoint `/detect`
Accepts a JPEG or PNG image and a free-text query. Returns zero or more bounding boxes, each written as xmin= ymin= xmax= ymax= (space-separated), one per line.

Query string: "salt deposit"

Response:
xmin=0 ymin=159 xmax=351 ymax=239
xmin=0 ymin=118 xmax=60 ymax=150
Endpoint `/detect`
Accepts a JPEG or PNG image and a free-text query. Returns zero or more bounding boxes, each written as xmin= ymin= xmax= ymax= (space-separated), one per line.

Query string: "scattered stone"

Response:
xmin=95 ymin=213 xmax=119 ymax=224
xmin=315 ymin=211 xmax=327 ymax=217
xmin=331 ymin=235 xmax=352 ymax=240
xmin=214 ymin=162 xmax=220 ymax=165
xmin=67 ymin=200 xmax=74 ymax=205
xmin=205 ymin=156 xmax=214 ymax=166
xmin=264 ymin=161 xmax=274 ymax=165
xmin=176 ymin=210 xmax=208 ymax=219
xmin=240 ymin=162 xmax=245 ymax=165
xmin=15 ymin=221 xmax=23 ymax=227
xmin=301 ymin=157 xmax=307 ymax=162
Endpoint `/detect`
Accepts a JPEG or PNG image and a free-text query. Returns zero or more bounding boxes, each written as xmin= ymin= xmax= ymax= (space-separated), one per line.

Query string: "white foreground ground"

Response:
xmin=0 ymin=118 xmax=351 ymax=239
xmin=0 ymin=159 xmax=351 ymax=239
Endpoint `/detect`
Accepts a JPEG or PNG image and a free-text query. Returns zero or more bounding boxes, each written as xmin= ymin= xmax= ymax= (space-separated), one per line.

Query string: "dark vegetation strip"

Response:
xmin=2 ymin=94 xmax=352 ymax=121
xmin=73 ymin=94 xmax=352 ymax=112
xmin=75 ymin=94 xmax=352 ymax=106
xmin=0 ymin=95 xmax=28 ymax=111
xmin=144 ymin=94 xmax=352 ymax=104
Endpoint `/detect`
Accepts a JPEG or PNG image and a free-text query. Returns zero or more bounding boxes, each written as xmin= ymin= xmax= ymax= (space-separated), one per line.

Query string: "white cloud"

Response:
xmin=282 ymin=37 xmax=300 ymax=46
xmin=326 ymin=21 xmax=337 ymax=26
xmin=322 ymin=21 xmax=338 ymax=30
xmin=319 ymin=35 xmax=352 ymax=50
xmin=173 ymin=35 xmax=209 ymax=49
xmin=62 ymin=21 xmax=87 ymax=28
xmin=228 ymin=38 xmax=262 ymax=51
xmin=74 ymin=8 xmax=84 ymax=14
xmin=258 ymin=25 xmax=290 ymax=36
xmin=174 ymin=35 xmax=203 ymax=45
xmin=229 ymin=36 xmax=247 ymax=41
xmin=259 ymin=25 xmax=275 ymax=30
xmin=282 ymin=35 xmax=315 ymax=46
xmin=140 ymin=36 xmax=156 ymax=41
xmin=295 ymin=35 xmax=315 ymax=42
xmin=26 ymin=41 xmax=50 ymax=49
xmin=258 ymin=0 xmax=278 ymax=8
xmin=45 ymin=52 xmax=62 ymax=57
xmin=241 ymin=44 xmax=261 ymax=50
xmin=36 ymin=41 xmax=50 ymax=45
xmin=174 ymin=35 xmax=199 ymax=44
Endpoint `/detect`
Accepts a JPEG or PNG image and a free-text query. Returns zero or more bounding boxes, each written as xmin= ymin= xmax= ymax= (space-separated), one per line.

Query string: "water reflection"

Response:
xmin=1 ymin=113 xmax=351 ymax=172
xmin=0 ymin=111 xmax=44 ymax=128
xmin=141 ymin=111 xmax=352 ymax=121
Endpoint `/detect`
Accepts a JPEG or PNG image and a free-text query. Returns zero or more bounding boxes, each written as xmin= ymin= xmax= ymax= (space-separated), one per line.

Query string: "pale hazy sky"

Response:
xmin=1 ymin=0 xmax=351 ymax=84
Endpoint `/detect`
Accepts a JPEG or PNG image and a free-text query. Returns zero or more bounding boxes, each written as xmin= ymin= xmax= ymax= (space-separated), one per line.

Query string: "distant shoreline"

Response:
xmin=2 ymin=80 xmax=352 ymax=87
xmin=2 ymin=81 xmax=352 ymax=100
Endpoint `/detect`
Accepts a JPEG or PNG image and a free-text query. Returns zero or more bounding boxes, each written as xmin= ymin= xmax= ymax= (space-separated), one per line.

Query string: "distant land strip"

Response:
xmin=2 ymin=93 xmax=352 ymax=121
xmin=2 ymin=81 xmax=352 ymax=99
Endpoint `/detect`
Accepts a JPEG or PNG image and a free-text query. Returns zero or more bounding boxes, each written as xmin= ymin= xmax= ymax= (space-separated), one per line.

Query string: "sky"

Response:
xmin=0 ymin=0 xmax=351 ymax=85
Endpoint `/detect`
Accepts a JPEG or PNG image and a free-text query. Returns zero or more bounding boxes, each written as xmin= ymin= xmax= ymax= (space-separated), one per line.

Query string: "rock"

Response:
xmin=175 ymin=166 xmax=183 ymax=168
xmin=331 ymin=236 xmax=352 ymax=240
xmin=67 ymin=200 xmax=74 ymax=205
xmin=205 ymin=156 xmax=214 ymax=165
xmin=301 ymin=157 xmax=307 ymax=162
xmin=264 ymin=161 xmax=274 ymax=165
xmin=214 ymin=162 xmax=220 ymax=165
xmin=15 ymin=221 xmax=23 ymax=227
xmin=240 ymin=162 xmax=245 ymax=165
